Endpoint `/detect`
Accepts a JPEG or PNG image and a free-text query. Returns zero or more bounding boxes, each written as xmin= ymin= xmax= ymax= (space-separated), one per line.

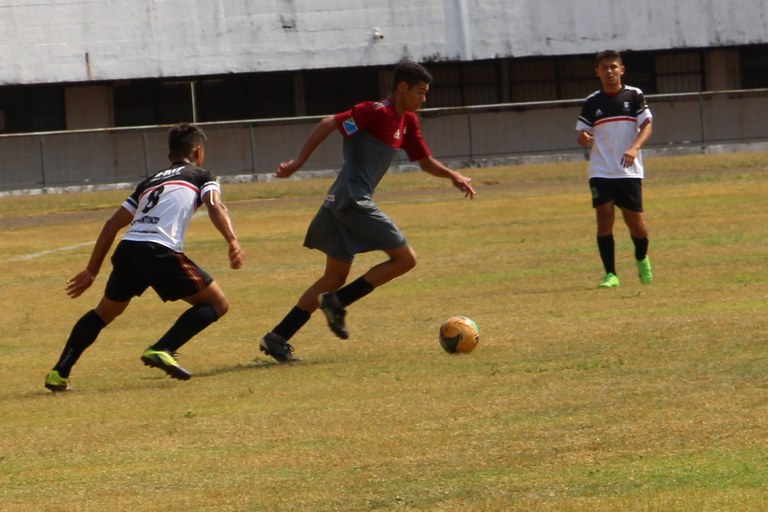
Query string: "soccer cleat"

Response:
xmin=599 ymin=273 xmax=620 ymax=288
xmin=319 ymin=292 xmax=349 ymax=339
xmin=259 ymin=332 xmax=301 ymax=363
xmin=140 ymin=348 xmax=191 ymax=381
xmin=637 ymin=256 xmax=653 ymax=284
xmin=44 ymin=370 xmax=71 ymax=392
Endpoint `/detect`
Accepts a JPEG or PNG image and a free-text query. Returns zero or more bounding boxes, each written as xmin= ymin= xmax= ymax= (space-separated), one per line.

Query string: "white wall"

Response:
xmin=1 ymin=0 xmax=766 ymax=86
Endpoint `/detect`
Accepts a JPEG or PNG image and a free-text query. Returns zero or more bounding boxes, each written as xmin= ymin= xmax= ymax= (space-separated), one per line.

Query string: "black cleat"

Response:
xmin=259 ymin=332 xmax=301 ymax=363
xmin=319 ymin=292 xmax=349 ymax=340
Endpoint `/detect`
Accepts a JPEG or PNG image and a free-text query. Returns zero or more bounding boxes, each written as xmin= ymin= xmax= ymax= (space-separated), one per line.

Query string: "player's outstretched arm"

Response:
xmin=275 ymin=116 xmax=337 ymax=178
xmin=203 ymin=190 xmax=245 ymax=270
xmin=66 ymin=206 xmax=133 ymax=298
xmin=418 ymin=156 xmax=476 ymax=199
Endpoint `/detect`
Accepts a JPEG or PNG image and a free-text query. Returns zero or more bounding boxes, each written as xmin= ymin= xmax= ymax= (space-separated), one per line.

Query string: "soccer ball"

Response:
xmin=438 ymin=316 xmax=479 ymax=354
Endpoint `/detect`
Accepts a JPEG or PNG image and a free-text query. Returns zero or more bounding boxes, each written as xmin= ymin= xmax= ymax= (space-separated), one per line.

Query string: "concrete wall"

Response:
xmin=1 ymin=0 xmax=767 ymax=86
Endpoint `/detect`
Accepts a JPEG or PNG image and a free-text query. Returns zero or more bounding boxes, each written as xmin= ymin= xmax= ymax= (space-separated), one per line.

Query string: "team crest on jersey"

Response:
xmin=623 ymin=101 xmax=631 ymax=112
xmin=342 ymin=118 xmax=359 ymax=135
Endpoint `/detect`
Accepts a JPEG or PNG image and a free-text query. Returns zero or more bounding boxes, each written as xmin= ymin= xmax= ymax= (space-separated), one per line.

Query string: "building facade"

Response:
xmin=1 ymin=0 xmax=766 ymax=134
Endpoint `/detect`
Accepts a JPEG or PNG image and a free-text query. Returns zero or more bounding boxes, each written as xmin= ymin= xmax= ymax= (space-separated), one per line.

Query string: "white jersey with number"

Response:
xmin=120 ymin=162 xmax=220 ymax=252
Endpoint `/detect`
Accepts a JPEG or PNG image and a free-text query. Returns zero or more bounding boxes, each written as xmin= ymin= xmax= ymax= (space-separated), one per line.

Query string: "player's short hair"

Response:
xmin=168 ymin=123 xmax=206 ymax=157
xmin=595 ymin=50 xmax=623 ymax=67
xmin=392 ymin=59 xmax=433 ymax=90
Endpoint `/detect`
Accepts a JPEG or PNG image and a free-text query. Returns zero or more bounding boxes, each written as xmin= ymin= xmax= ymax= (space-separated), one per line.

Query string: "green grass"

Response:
xmin=2 ymin=153 xmax=768 ymax=511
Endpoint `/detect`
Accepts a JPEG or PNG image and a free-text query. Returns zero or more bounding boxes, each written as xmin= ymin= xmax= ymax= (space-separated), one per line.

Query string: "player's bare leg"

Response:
xmin=362 ymin=244 xmax=417 ymax=287
xmin=297 ymin=257 xmax=351 ymax=312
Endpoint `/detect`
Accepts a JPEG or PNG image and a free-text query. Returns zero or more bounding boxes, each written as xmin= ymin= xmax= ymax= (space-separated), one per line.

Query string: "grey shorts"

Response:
xmin=303 ymin=205 xmax=407 ymax=263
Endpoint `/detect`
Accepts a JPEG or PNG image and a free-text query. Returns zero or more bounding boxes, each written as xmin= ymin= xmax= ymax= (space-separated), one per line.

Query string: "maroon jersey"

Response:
xmin=323 ymin=99 xmax=430 ymax=209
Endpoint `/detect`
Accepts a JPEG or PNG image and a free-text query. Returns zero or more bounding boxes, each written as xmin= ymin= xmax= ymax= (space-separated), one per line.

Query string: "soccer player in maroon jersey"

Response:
xmin=576 ymin=50 xmax=654 ymax=289
xmin=44 ymin=123 xmax=245 ymax=391
xmin=259 ymin=59 xmax=476 ymax=362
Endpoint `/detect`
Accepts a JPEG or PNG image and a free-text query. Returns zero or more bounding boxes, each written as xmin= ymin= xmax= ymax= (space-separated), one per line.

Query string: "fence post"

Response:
xmin=698 ymin=93 xmax=706 ymax=151
xmin=248 ymin=124 xmax=257 ymax=173
xmin=141 ymin=131 xmax=150 ymax=177
xmin=38 ymin=136 xmax=46 ymax=188
xmin=466 ymin=109 xmax=474 ymax=164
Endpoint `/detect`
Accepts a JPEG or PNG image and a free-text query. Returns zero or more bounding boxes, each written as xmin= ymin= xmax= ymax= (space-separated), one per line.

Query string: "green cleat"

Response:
xmin=44 ymin=370 xmax=71 ymax=392
xmin=140 ymin=348 xmax=191 ymax=381
xmin=637 ymin=256 xmax=653 ymax=284
xmin=599 ymin=273 xmax=620 ymax=288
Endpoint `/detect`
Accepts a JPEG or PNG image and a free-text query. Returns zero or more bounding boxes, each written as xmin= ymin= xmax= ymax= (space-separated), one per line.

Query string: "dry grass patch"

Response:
xmin=1 ymin=153 xmax=768 ymax=511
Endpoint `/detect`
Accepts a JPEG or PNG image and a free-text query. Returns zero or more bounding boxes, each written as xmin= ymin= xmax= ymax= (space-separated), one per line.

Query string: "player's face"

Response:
xmin=595 ymin=59 xmax=624 ymax=90
xmin=402 ymin=82 xmax=429 ymax=112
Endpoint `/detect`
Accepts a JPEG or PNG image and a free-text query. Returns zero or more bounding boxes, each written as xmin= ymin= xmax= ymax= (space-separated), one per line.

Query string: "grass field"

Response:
xmin=1 ymin=152 xmax=768 ymax=511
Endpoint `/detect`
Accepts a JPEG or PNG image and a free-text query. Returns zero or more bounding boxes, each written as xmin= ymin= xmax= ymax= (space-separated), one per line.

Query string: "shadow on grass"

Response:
xmin=17 ymin=359 xmax=318 ymax=399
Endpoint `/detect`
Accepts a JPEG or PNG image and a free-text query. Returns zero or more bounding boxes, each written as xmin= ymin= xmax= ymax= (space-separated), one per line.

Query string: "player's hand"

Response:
xmin=275 ymin=160 xmax=302 ymax=178
xmin=454 ymin=174 xmax=476 ymax=199
xmin=577 ymin=131 xmax=594 ymax=148
xmin=228 ymin=241 xmax=245 ymax=270
xmin=65 ymin=269 xmax=96 ymax=299
xmin=621 ymin=145 xmax=639 ymax=167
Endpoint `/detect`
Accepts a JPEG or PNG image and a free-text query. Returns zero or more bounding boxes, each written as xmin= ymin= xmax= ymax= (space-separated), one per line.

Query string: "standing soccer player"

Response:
xmin=44 ymin=123 xmax=245 ymax=391
xmin=258 ymin=59 xmax=476 ymax=363
xmin=576 ymin=50 xmax=654 ymax=288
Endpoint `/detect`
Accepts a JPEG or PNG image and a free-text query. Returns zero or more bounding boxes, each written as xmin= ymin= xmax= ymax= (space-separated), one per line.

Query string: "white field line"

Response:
xmin=4 ymin=241 xmax=94 ymax=262
xmin=6 ymin=210 xmax=207 ymax=263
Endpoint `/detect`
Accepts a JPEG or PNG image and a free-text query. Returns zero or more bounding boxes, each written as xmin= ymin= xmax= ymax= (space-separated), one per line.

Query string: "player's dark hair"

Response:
xmin=595 ymin=50 xmax=623 ymax=67
xmin=168 ymin=123 xmax=206 ymax=157
xmin=392 ymin=59 xmax=433 ymax=90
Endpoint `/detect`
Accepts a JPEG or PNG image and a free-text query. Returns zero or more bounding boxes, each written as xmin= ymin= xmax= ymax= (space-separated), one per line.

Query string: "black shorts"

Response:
xmin=303 ymin=204 xmax=407 ymax=263
xmin=589 ymin=177 xmax=643 ymax=212
xmin=105 ymin=240 xmax=213 ymax=302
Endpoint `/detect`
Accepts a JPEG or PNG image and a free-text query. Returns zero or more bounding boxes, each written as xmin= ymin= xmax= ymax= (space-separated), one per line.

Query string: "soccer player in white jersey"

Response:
xmin=576 ymin=50 xmax=654 ymax=289
xmin=44 ymin=123 xmax=245 ymax=391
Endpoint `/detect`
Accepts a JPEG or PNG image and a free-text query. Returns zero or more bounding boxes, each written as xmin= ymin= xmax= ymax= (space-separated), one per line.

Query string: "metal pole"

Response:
xmin=141 ymin=131 xmax=150 ymax=177
xmin=190 ymin=81 xmax=198 ymax=123
xmin=248 ymin=125 xmax=257 ymax=174
xmin=466 ymin=110 xmax=474 ymax=164
xmin=698 ymin=92 xmax=706 ymax=151
xmin=39 ymin=137 xmax=46 ymax=188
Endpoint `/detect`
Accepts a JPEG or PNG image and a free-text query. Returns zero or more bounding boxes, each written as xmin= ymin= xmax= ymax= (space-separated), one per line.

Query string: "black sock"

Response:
xmin=597 ymin=235 xmax=616 ymax=275
xmin=53 ymin=310 xmax=106 ymax=378
xmin=152 ymin=303 xmax=219 ymax=353
xmin=335 ymin=277 xmax=375 ymax=307
xmin=632 ymin=236 xmax=649 ymax=261
xmin=272 ymin=306 xmax=312 ymax=341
